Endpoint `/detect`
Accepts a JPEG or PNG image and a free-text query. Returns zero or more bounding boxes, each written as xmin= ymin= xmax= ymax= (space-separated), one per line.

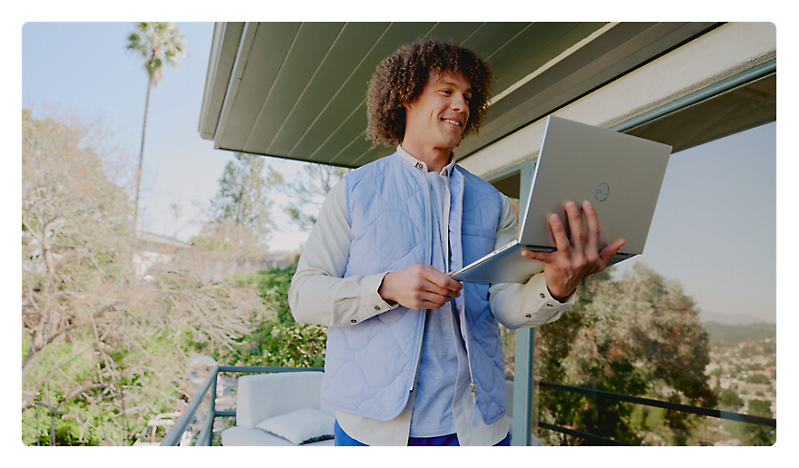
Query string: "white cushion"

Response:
xmin=222 ymin=426 xmax=334 ymax=446
xmin=255 ymin=408 xmax=335 ymax=445
xmin=236 ymin=371 xmax=327 ymax=428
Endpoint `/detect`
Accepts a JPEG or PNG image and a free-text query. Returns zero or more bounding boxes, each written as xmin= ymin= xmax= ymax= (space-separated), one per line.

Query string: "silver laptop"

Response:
xmin=449 ymin=115 xmax=672 ymax=283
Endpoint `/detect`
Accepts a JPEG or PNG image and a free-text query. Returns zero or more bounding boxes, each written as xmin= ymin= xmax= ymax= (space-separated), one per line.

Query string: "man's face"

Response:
xmin=403 ymin=69 xmax=472 ymax=152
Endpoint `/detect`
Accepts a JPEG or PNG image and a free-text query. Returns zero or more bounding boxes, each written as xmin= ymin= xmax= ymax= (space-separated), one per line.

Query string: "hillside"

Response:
xmin=703 ymin=322 xmax=776 ymax=347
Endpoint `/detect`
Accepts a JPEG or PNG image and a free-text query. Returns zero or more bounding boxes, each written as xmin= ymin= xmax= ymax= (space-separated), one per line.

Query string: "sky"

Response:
xmin=20 ymin=22 xmax=313 ymax=251
xmin=17 ymin=21 xmax=779 ymax=324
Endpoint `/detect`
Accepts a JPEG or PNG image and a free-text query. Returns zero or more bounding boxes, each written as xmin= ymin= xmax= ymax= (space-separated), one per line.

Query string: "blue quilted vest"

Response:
xmin=321 ymin=152 xmax=507 ymax=425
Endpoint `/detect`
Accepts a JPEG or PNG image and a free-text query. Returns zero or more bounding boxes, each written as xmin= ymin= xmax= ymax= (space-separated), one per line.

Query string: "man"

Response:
xmin=289 ymin=38 xmax=625 ymax=446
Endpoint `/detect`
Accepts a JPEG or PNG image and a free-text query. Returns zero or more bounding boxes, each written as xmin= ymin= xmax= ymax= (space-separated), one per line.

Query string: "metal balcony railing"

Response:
xmin=161 ymin=366 xmax=776 ymax=446
xmin=536 ymin=380 xmax=777 ymax=446
xmin=160 ymin=365 xmax=322 ymax=446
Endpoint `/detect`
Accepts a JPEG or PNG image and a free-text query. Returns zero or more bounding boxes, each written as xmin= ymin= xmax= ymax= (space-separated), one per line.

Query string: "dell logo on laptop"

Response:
xmin=595 ymin=183 xmax=610 ymax=202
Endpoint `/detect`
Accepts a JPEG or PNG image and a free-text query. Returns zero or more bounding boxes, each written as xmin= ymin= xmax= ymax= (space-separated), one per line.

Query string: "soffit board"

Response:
xmin=201 ymin=22 xmax=723 ymax=168
xmin=205 ymin=22 xmax=608 ymax=166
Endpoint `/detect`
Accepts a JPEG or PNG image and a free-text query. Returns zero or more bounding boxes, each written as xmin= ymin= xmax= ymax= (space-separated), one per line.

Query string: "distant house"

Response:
xmin=133 ymin=230 xmax=299 ymax=282
xmin=133 ymin=231 xmax=192 ymax=279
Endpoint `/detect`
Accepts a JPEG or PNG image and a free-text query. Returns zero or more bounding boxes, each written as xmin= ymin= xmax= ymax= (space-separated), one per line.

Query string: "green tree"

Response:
xmin=125 ymin=22 xmax=187 ymax=234
xmin=21 ymin=110 xmax=263 ymax=445
xmin=722 ymin=398 xmax=775 ymax=446
xmin=22 ymin=109 xmax=133 ymax=381
xmin=269 ymin=163 xmax=349 ymax=231
xmin=746 ymin=399 xmax=775 ymax=446
xmin=198 ymin=152 xmax=273 ymax=250
xmin=228 ymin=266 xmax=327 ymax=369
xmin=535 ymin=263 xmax=717 ymax=445
xmin=719 ymin=389 xmax=743 ymax=410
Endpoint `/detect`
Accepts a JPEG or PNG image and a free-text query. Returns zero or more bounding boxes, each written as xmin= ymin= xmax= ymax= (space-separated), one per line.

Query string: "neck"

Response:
xmin=400 ymin=142 xmax=452 ymax=173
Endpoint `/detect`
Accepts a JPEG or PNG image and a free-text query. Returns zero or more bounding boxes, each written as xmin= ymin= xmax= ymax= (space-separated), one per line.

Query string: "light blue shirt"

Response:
xmin=405 ymin=149 xmax=464 ymax=437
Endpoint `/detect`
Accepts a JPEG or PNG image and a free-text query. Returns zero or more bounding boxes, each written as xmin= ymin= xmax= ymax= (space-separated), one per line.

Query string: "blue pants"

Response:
xmin=334 ymin=420 xmax=511 ymax=446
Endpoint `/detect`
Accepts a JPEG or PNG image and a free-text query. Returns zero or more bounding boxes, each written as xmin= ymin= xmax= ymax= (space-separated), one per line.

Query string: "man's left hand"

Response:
xmin=521 ymin=200 xmax=625 ymax=302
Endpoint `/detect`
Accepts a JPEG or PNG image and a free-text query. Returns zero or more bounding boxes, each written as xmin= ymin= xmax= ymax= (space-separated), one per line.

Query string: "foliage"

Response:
xmin=534 ymin=263 xmax=717 ymax=445
xmin=722 ymin=398 xmax=775 ymax=445
xmin=719 ymin=389 xmax=743 ymax=410
xmin=200 ymin=152 xmax=274 ymax=249
xmin=21 ymin=110 xmax=263 ymax=445
xmin=236 ymin=318 xmax=328 ymax=368
xmin=269 ymin=162 xmax=349 ymax=231
xmin=125 ymin=22 xmax=187 ymax=87
xmin=226 ymin=266 xmax=328 ymax=368
xmin=229 ymin=266 xmax=295 ymax=324
xmin=22 ymin=108 xmax=133 ymax=382
xmin=125 ymin=22 xmax=187 ymax=232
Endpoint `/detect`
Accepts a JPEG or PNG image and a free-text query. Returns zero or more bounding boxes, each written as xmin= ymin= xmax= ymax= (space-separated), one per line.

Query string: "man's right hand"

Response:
xmin=378 ymin=264 xmax=463 ymax=310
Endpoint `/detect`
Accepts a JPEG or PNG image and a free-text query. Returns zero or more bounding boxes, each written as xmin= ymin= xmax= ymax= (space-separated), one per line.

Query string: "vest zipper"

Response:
xmin=450 ymin=168 xmax=480 ymax=425
xmin=409 ymin=313 xmax=425 ymax=392
xmin=410 ymin=169 xmax=434 ymax=392
xmin=457 ymin=298 xmax=479 ymax=424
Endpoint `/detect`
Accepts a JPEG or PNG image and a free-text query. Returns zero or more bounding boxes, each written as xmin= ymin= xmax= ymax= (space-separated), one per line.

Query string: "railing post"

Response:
xmin=161 ymin=365 xmax=218 ymax=446
xmin=512 ymin=157 xmax=537 ymax=446
xmin=512 ymin=327 xmax=535 ymax=446
xmin=198 ymin=367 xmax=219 ymax=446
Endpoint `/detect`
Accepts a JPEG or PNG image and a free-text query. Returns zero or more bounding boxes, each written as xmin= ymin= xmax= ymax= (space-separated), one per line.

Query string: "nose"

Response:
xmin=451 ymin=93 xmax=468 ymax=114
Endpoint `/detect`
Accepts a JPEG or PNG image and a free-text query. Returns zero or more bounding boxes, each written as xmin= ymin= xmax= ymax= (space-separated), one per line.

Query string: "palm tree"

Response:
xmin=125 ymin=22 xmax=187 ymax=237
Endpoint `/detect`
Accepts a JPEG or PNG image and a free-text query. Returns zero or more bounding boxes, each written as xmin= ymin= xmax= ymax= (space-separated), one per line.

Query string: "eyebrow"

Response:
xmin=441 ymin=81 xmax=472 ymax=95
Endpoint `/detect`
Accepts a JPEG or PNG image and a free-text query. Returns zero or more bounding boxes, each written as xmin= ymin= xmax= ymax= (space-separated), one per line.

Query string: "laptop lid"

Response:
xmin=449 ymin=115 xmax=671 ymax=283
xmin=517 ymin=115 xmax=672 ymax=255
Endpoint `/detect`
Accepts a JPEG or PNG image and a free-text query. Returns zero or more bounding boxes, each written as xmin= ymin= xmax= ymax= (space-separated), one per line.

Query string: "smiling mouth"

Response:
xmin=441 ymin=118 xmax=462 ymax=127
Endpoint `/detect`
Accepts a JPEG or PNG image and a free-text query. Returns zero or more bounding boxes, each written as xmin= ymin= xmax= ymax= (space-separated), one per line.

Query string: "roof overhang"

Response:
xmin=199 ymin=22 xmax=775 ymax=196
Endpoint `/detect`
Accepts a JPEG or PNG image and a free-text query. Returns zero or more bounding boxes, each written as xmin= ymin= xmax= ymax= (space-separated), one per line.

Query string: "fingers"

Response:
xmin=599 ymin=237 xmax=626 ymax=265
xmin=530 ymin=200 xmax=625 ymax=299
xmin=548 ymin=211 xmax=571 ymax=254
xmin=582 ymin=201 xmax=601 ymax=264
xmin=422 ymin=265 xmax=463 ymax=294
xmin=521 ymin=247 xmax=555 ymax=264
xmin=564 ymin=201 xmax=586 ymax=259
xmin=379 ymin=264 xmax=463 ymax=310
xmin=417 ymin=291 xmax=456 ymax=309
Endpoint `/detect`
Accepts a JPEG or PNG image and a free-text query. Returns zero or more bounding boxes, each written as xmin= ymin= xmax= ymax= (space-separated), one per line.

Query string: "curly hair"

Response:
xmin=366 ymin=38 xmax=493 ymax=148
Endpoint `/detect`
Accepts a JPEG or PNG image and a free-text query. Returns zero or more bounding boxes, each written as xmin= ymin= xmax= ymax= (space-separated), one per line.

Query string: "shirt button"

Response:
xmin=525 ymin=314 xmax=532 ymax=318
xmin=546 ymin=303 xmax=553 ymax=307
xmin=415 ymin=162 xmax=423 ymax=170
xmin=351 ymin=319 xmax=357 ymax=323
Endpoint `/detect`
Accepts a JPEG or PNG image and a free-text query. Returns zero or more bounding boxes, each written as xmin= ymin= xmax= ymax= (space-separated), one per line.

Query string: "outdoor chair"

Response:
xmin=221 ymin=372 xmax=530 ymax=446
xmin=221 ymin=371 xmax=335 ymax=446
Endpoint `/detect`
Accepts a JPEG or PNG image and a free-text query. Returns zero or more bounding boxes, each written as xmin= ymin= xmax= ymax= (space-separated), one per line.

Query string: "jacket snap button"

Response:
xmin=374 ymin=305 xmax=380 ymax=311
xmin=351 ymin=319 xmax=357 ymax=323
xmin=525 ymin=314 xmax=531 ymax=318
xmin=540 ymin=293 xmax=545 ymax=298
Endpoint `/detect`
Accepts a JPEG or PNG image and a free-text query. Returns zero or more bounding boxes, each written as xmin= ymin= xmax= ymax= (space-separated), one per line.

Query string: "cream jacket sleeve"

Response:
xmin=289 ymin=180 xmax=397 ymax=328
xmin=488 ymin=193 xmax=575 ymax=329
xmin=288 ymin=179 xmax=573 ymax=328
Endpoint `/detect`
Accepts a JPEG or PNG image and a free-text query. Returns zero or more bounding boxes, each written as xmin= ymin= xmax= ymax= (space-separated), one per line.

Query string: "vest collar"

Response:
xmin=396 ymin=145 xmax=457 ymax=178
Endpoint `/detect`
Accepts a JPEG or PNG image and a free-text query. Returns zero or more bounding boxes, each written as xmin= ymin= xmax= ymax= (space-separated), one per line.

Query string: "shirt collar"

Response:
xmin=396 ymin=145 xmax=457 ymax=178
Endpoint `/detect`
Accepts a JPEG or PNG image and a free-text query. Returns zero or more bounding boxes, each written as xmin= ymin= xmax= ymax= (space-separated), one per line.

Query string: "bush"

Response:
xmin=228 ymin=265 xmax=327 ymax=368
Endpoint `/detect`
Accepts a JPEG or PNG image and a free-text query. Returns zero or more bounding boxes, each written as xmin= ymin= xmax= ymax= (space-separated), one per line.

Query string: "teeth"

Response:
xmin=442 ymin=119 xmax=461 ymax=126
